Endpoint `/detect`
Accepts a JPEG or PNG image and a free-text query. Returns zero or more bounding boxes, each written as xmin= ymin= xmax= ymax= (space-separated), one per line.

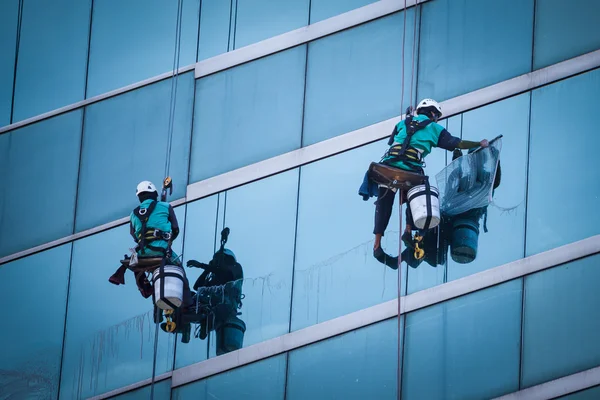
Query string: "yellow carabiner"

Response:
xmin=165 ymin=320 xmax=176 ymax=333
xmin=413 ymin=235 xmax=425 ymax=260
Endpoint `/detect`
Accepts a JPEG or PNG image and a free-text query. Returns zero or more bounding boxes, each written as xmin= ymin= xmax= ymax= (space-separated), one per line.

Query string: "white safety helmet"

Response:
xmin=416 ymin=98 xmax=442 ymax=118
xmin=136 ymin=181 xmax=158 ymax=196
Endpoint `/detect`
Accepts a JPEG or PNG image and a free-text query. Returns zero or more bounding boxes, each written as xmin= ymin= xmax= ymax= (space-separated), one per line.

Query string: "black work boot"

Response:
xmin=373 ymin=247 xmax=399 ymax=270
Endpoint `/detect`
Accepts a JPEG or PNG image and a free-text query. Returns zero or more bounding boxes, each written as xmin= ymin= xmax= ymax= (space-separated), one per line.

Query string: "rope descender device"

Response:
xmin=163 ymin=309 xmax=176 ymax=333
xmin=413 ymin=235 xmax=425 ymax=260
xmin=161 ymin=177 xmax=173 ymax=202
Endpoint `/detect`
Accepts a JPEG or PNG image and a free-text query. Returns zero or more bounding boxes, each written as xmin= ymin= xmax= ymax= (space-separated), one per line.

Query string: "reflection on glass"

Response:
xmin=293 ymin=142 xmax=399 ymax=332
xmin=522 ymin=254 xmax=600 ymax=388
xmin=0 ymin=111 xmax=82 ymax=258
xmin=403 ymin=280 xmax=522 ymax=399
xmin=287 ymin=319 xmax=398 ymax=400
xmin=0 ymin=245 xmax=71 ymax=399
xmin=12 ymin=0 xmax=91 ymax=121
xmin=418 ymin=0 xmax=534 ymax=101
xmin=172 ymin=355 xmax=287 ymax=400
xmin=197 ymin=0 xmax=232 ymax=61
xmin=309 ymin=0 xmax=377 ymax=23
xmin=527 ymin=69 xmax=600 ymax=255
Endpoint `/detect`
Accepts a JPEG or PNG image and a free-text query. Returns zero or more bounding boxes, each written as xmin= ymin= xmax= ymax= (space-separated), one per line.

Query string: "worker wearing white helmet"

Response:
xmin=372 ymin=99 xmax=489 ymax=268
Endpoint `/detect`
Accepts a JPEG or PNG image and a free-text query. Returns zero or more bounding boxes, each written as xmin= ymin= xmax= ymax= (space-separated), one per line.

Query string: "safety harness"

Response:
xmin=133 ymin=200 xmax=172 ymax=255
xmin=385 ymin=114 xmax=433 ymax=167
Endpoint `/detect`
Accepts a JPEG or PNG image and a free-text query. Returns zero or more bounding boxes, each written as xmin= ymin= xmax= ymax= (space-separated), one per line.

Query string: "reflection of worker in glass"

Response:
xmin=373 ymin=99 xmax=489 ymax=268
xmin=172 ymin=228 xmax=246 ymax=355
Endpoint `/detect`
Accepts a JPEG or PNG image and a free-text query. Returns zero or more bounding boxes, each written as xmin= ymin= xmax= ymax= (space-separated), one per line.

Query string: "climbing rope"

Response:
xmin=397 ymin=2 xmax=420 ymax=399
xmin=150 ymin=1 xmax=184 ymax=398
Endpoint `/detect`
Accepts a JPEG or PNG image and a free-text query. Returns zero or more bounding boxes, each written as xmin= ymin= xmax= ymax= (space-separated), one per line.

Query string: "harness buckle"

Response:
xmin=138 ymin=208 xmax=148 ymax=216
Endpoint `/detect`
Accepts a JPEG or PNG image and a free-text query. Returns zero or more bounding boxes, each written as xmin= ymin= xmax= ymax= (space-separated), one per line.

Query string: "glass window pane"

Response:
xmin=287 ymin=319 xmax=398 ymax=399
xmin=197 ymin=0 xmax=232 ymax=61
xmin=76 ymin=73 xmax=194 ymax=232
xmin=12 ymin=0 xmax=91 ymax=122
xmin=522 ymin=254 xmax=600 ymax=388
xmin=446 ymin=94 xmax=529 ymax=281
xmin=108 ymin=380 xmax=171 ymax=399
xmin=403 ymin=280 xmax=522 ymax=399
xmin=534 ymin=0 xmax=600 ymax=70
xmin=309 ymin=0 xmax=378 ymax=23
xmin=0 ymin=1 xmax=19 ymax=126
xmin=302 ymin=11 xmax=418 ymax=146
xmin=526 ymin=68 xmax=600 ymax=255
xmin=418 ymin=0 xmax=534 ymax=101
xmin=174 ymin=195 xmax=218 ymax=369
xmin=558 ymin=386 xmax=600 ymax=400
xmin=190 ymin=48 xmax=305 ymax=182
xmin=59 ymin=210 xmax=185 ymax=399
xmin=0 ymin=245 xmax=71 ymax=399
xmin=292 ymin=142 xmax=400 ymax=331
xmin=86 ymin=0 xmax=200 ymax=97
xmin=234 ymin=0 xmax=309 ymax=49
xmin=0 ymin=111 xmax=82 ymax=257
xmin=208 ymin=171 xmax=298 ymax=356
xmin=173 ymin=355 xmax=286 ymax=399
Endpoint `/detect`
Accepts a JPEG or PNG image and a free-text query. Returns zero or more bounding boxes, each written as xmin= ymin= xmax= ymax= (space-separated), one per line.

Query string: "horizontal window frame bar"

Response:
xmin=3 ymin=49 xmax=600 ymax=267
xmin=194 ymin=0 xmax=422 ymax=79
xmin=86 ymin=372 xmax=172 ymax=400
xmin=494 ymin=366 xmax=600 ymax=400
xmin=88 ymin=234 xmax=600 ymax=398
xmin=0 ymin=0 xmax=423 ymax=135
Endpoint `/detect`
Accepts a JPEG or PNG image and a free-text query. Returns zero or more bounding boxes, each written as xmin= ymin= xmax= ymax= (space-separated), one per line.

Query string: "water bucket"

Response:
xmin=152 ymin=265 xmax=185 ymax=311
xmin=450 ymin=218 xmax=480 ymax=264
xmin=407 ymin=184 xmax=440 ymax=230
xmin=217 ymin=316 xmax=246 ymax=355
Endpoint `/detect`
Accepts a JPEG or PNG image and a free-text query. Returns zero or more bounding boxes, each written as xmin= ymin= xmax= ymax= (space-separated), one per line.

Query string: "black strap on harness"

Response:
xmin=386 ymin=107 xmax=432 ymax=165
xmin=134 ymin=200 xmax=158 ymax=254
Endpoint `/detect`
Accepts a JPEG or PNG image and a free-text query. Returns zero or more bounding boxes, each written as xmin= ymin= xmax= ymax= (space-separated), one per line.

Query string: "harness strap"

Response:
xmin=134 ymin=200 xmax=158 ymax=254
xmin=388 ymin=115 xmax=432 ymax=164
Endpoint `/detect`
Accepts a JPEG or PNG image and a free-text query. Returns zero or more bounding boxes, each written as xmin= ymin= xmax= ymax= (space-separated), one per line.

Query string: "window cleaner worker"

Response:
xmin=373 ymin=98 xmax=490 ymax=267
xmin=131 ymin=181 xmax=193 ymax=307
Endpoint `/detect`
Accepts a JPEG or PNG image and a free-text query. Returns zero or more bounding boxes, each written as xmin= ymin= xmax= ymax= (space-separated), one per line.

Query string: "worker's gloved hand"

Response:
xmin=479 ymin=139 xmax=489 ymax=148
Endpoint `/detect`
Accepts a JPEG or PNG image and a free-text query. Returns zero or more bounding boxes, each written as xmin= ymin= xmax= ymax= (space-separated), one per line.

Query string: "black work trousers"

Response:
xmin=373 ymin=186 xmax=415 ymax=235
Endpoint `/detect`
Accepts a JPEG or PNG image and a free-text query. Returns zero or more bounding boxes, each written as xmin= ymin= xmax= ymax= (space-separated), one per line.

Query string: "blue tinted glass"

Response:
xmin=234 ymin=0 xmax=309 ymax=49
xmin=0 ymin=245 xmax=71 ymax=399
xmin=303 ymin=10 xmax=418 ymax=146
xmin=76 ymin=73 xmax=194 ymax=232
xmin=522 ymin=254 xmax=600 ymax=388
xmin=526 ymin=69 xmax=600 ymax=255
xmin=534 ymin=0 xmax=600 ymax=69
xmin=446 ymin=94 xmax=529 ymax=280
xmin=559 ymin=386 xmax=600 ymax=400
xmin=197 ymin=0 xmax=232 ymax=61
xmin=174 ymin=195 xmax=218 ymax=369
xmin=207 ymin=170 xmax=297 ymax=355
xmin=292 ymin=142 xmax=401 ymax=331
xmin=406 ymin=119 xmax=449 ymax=294
xmin=108 ymin=380 xmax=171 ymax=399
xmin=0 ymin=111 xmax=82 ymax=257
xmin=12 ymin=0 xmax=91 ymax=122
xmin=309 ymin=0 xmax=378 ymax=23
xmin=287 ymin=319 xmax=398 ymax=399
xmin=418 ymin=0 xmax=534 ymax=101
xmin=190 ymin=47 xmax=305 ymax=182
xmin=403 ymin=280 xmax=522 ymax=399
xmin=0 ymin=1 xmax=18 ymax=126
xmin=86 ymin=0 xmax=200 ymax=97
xmin=59 ymin=208 xmax=185 ymax=399
xmin=173 ymin=355 xmax=286 ymax=399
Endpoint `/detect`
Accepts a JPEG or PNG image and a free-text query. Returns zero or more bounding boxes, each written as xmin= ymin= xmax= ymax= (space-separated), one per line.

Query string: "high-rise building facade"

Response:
xmin=1 ymin=0 xmax=600 ymax=399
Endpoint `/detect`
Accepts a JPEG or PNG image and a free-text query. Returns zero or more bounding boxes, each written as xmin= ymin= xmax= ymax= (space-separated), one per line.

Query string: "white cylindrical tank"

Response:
xmin=152 ymin=265 xmax=185 ymax=311
xmin=407 ymin=184 xmax=440 ymax=230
